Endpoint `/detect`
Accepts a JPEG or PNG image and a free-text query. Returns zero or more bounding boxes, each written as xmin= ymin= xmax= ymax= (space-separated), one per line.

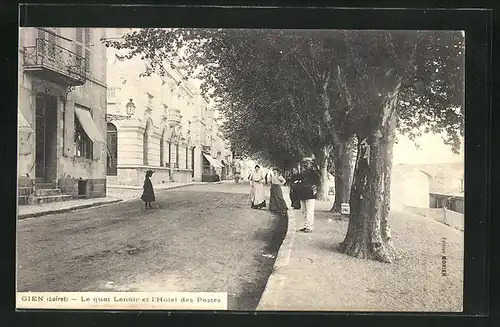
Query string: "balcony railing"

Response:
xmin=23 ymin=38 xmax=86 ymax=86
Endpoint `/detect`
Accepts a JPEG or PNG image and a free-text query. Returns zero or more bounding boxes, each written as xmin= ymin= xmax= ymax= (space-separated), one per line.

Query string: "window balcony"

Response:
xmin=23 ymin=38 xmax=86 ymax=86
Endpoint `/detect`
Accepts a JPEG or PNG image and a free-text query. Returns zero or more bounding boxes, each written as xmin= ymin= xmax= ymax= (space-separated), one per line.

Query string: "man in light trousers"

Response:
xmin=296 ymin=159 xmax=320 ymax=233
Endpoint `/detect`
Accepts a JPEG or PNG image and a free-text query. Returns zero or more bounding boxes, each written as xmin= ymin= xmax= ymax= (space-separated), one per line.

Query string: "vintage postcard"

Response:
xmin=17 ymin=26 xmax=464 ymax=311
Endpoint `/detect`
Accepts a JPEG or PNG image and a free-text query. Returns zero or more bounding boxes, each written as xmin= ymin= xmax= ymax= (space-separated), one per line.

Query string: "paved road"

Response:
xmin=17 ymin=182 xmax=286 ymax=310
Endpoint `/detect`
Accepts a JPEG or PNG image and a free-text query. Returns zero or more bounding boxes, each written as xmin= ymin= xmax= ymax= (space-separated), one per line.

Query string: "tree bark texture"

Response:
xmin=315 ymin=145 xmax=332 ymax=201
xmin=340 ymin=80 xmax=401 ymax=263
xmin=331 ymin=137 xmax=355 ymax=213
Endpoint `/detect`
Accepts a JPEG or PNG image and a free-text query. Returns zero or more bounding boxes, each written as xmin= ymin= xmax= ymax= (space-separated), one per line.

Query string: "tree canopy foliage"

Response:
xmin=103 ymin=28 xmax=464 ymax=163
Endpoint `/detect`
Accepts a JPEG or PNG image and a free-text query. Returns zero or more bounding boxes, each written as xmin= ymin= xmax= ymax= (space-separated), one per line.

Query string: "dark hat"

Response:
xmin=146 ymin=170 xmax=154 ymax=176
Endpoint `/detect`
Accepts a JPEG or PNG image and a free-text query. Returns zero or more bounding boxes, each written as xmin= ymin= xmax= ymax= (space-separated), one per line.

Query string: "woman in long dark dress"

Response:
xmin=268 ymin=168 xmax=288 ymax=216
xmin=141 ymin=170 xmax=156 ymax=209
xmin=287 ymin=167 xmax=302 ymax=210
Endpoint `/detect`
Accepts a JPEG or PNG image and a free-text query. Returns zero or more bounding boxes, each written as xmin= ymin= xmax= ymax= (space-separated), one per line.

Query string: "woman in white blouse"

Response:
xmin=268 ymin=168 xmax=288 ymax=216
xmin=250 ymin=165 xmax=267 ymax=209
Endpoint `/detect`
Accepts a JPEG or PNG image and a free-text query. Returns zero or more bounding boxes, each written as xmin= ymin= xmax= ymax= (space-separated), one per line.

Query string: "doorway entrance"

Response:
xmin=35 ymin=93 xmax=58 ymax=183
xmin=107 ymin=122 xmax=118 ymax=176
xmin=191 ymin=147 xmax=195 ymax=178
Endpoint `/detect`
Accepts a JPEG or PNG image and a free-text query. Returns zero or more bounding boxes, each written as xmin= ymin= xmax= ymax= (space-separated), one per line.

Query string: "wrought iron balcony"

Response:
xmin=23 ymin=38 xmax=86 ymax=86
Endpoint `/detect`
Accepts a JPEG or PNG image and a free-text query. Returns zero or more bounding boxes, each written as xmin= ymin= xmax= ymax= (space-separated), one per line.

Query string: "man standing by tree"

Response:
xmin=295 ymin=158 xmax=320 ymax=233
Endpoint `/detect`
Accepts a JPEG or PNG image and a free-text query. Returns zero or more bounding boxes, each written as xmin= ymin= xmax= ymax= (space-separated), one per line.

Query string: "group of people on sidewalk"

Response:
xmin=248 ymin=158 xmax=320 ymax=233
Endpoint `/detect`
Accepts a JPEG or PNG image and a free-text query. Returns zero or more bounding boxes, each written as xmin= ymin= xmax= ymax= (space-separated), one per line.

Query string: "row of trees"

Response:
xmin=103 ymin=28 xmax=464 ymax=262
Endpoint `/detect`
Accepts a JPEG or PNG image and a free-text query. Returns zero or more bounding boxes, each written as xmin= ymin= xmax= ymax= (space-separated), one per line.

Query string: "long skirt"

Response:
xmin=141 ymin=187 xmax=155 ymax=202
xmin=269 ymin=184 xmax=288 ymax=213
xmin=249 ymin=182 xmax=255 ymax=203
xmin=289 ymin=189 xmax=301 ymax=209
xmin=251 ymin=182 xmax=266 ymax=208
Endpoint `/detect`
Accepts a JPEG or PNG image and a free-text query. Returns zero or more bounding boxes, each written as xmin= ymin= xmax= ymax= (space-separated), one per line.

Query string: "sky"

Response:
xmin=393 ymin=133 xmax=463 ymax=164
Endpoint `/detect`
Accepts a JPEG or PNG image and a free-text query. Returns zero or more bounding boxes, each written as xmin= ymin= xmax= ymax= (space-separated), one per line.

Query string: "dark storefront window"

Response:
xmin=107 ymin=123 xmax=118 ymax=176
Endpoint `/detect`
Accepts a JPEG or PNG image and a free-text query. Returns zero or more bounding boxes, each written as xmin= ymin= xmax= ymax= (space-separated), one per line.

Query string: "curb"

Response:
xmin=107 ymin=184 xmax=195 ymax=190
xmin=18 ymin=199 xmax=123 ymax=220
xmin=107 ymin=180 xmax=236 ymax=190
xmin=159 ymin=182 xmax=197 ymax=190
xmin=18 ymin=183 xmax=200 ymax=220
xmin=256 ymin=207 xmax=297 ymax=310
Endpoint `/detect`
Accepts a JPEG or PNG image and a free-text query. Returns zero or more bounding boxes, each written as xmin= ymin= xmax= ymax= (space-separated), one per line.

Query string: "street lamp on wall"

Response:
xmin=126 ymin=98 xmax=136 ymax=116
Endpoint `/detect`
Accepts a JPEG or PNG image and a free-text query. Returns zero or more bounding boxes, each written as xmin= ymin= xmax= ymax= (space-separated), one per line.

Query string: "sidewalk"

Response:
xmin=257 ymin=200 xmax=464 ymax=312
xmin=17 ymin=197 xmax=123 ymax=220
xmin=18 ymin=181 xmax=203 ymax=220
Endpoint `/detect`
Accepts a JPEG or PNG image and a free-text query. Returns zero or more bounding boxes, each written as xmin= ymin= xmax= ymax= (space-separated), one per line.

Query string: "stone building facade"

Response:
xmin=105 ymin=28 xmax=232 ymax=186
xmin=18 ymin=27 xmax=108 ymax=204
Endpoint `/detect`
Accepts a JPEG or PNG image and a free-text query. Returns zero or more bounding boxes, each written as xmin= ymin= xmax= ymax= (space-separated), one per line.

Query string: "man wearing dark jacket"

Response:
xmin=295 ymin=158 xmax=320 ymax=233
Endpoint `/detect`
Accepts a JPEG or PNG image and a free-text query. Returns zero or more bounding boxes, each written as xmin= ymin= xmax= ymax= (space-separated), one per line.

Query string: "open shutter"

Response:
xmin=64 ymin=102 xmax=75 ymax=157
xmin=37 ymin=29 xmax=46 ymax=57
xmin=85 ymin=49 xmax=91 ymax=73
xmin=47 ymin=33 xmax=56 ymax=60
xmin=84 ymin=29 xmax=92 ymax=74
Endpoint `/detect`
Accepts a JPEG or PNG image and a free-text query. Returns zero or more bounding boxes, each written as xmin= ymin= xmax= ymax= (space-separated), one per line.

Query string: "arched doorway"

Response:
xmin=107 ymin=122 xmax=118 ymax=176
xmin=191 ymin=146 xmax=195 ymax=178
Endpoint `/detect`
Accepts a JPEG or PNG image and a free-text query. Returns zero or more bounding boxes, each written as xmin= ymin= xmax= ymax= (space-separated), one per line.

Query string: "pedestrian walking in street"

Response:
xmin=141 ymin=170 xmax=156 ymax=210
xmin=287 ymin=167 xmax=302 ymax=210
xmin=268 ymin=168 xmax=288 ymax=216
xmin=295 ymin=159 xmax=320 ymax=233
xmin=250 ymin=165 xmax=266 ymax=209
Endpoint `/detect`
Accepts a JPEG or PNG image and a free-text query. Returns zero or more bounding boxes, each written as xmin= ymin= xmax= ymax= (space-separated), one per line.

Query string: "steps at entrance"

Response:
xmin=18 ymin=187 xmax=33 ymax=206
xmin=18 ymin=187 xmax=32 ymax=196
xmin=19 ymin=182 xmax=73 ymax=206
xmin=35 ymin=183 xmax=57 ymax=189
xmin=35 ymin=188 xmax=62 ymax=197
xmin=18 ymin=196 xmax=30 ymax=205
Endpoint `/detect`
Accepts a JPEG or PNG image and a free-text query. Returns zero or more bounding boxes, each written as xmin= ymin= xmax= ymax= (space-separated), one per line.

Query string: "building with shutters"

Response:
xmin=105 ymin=28 xmax=232 ymax=186
xmin=18 ymin=27 xmax=108 ymax=205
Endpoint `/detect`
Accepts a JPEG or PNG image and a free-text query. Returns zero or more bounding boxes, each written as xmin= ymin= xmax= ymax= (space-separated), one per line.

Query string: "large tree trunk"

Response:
xmin=340 ymin=81 xmax=401 ymax=263
xmin=315 ymin=145 xmax=332 ymax=201
xmin=331 ymin=137 xmax=356 ymax=213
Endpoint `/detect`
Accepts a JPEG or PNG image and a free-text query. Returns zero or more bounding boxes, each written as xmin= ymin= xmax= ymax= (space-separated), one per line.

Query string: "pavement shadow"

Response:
xmin=231 ymin=213 xmax=288 ymax=310
xmin=316 ymin=239 xmax=344 ymax=253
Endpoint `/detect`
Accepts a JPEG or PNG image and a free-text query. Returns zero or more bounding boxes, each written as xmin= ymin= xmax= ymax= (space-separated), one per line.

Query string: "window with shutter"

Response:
xmin=85 ymin=49 xmax=91 ymax=73
xmin=47 ymin=33 xmax=56 ymax=59
xmin=74 ymin=28 xmax=91 ymax=75
xmin=84 ymin=28 xmax=91 ymax=46
xmin=84 ymin=29 xmax=92 ymax=74
xmin=37 ymin=29 xmax=46 ymax=56
xmin=75 ymin=44 xmax=83 ymax=70
xmin=76 ymin=28 xmax=83 ymax=43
